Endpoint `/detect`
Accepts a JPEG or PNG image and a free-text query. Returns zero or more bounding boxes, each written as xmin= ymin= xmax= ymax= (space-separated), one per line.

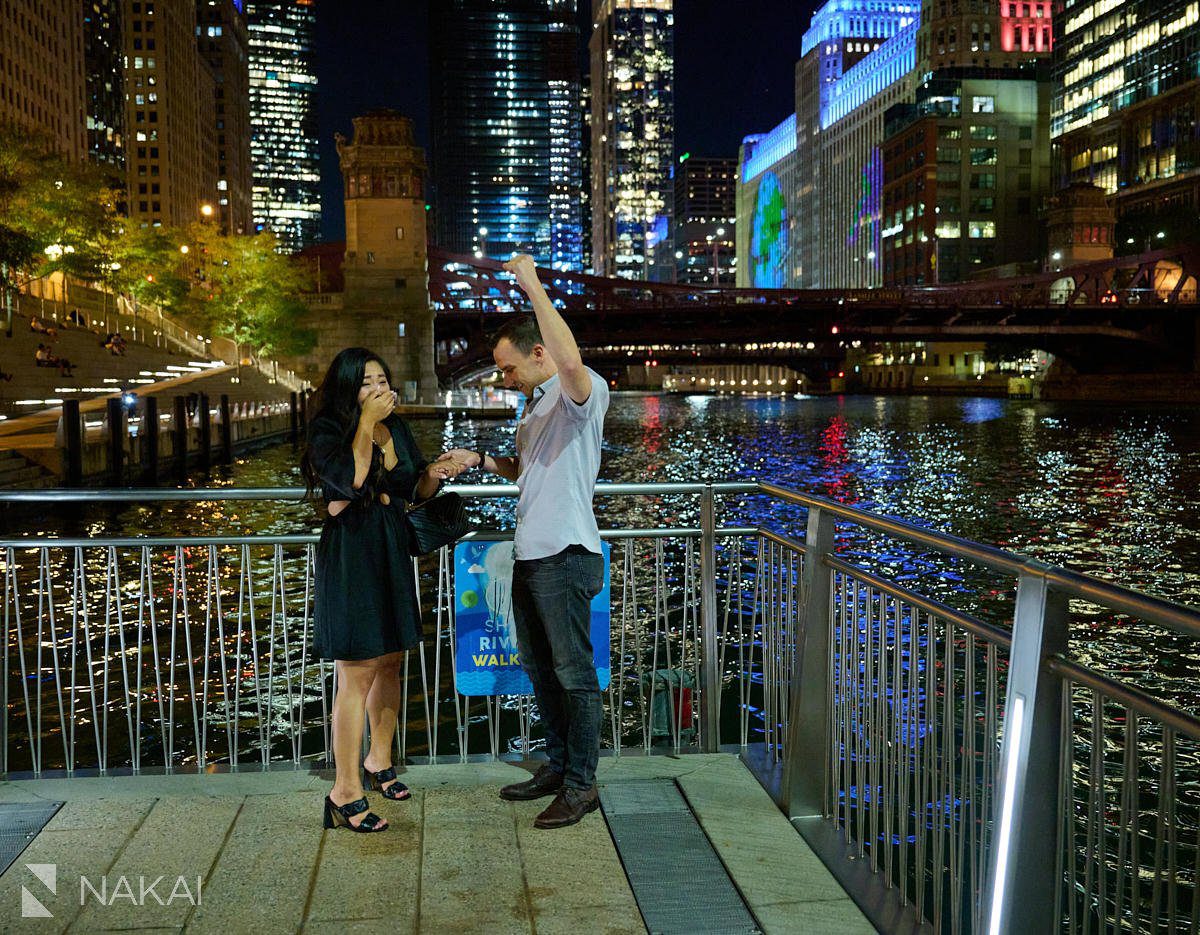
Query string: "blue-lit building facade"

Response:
xmin=736 ymin=117 xmax=798 ymax=288
xmin=1052 ymin=0 xmax=1200 ymax=232
xmin=430 ymin=0 xmax=584 ymax=272
xmin=799 ymin=1 xmax=919 ymax=288
xmin=247 ymin=0 xmax=320 ymax=252
xmin=590 ymin=0 xmax=674 ymax=281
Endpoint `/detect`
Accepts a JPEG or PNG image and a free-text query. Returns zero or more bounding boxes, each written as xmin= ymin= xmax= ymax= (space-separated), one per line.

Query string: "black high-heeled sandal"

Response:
xmin=364 ymin=765 xmax=411 ymax=801
xmin=323 ymin=795 xmax=388 ymax=832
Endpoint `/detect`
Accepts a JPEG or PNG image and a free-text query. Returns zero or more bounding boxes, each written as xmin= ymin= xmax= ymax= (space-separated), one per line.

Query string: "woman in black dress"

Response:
xmin=302 ymin=347 xmax=469 ymax=832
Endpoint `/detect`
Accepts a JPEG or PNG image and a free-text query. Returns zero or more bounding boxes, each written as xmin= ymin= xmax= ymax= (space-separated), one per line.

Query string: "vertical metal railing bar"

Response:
xmin=917 ymin=605 xmax=933 ymax=923
xmin=275 ymin=544 xmax=297 ymax=764
xmin=965 ymin=626 xmax=980 ymax=934
xmin=933 ymin=617 xmax=948 ymax=932
xmin=1163 ymin=728 xmax=1177 ymax=934
xmin=142 ymin=546 xmax=169 ymax=772
xmin=249 ymin=544 xmax=268 ymax=767
xmin=625 ymin=541 xmax=643 ymax=751
xmin=764 ymin=540 xmax=776 ymax=755
xmin=111 ymin=547 xmax=136 ymax=774
xmin=440 ymin=548 xmax=469 ymax=764
xmin=66 ymin=549 xmax=79 ymax=773
xmin=213 ymin=546 xmax=234 ymax=768
xmin=199 ymin=548 xmax=213 ymax=766
xmin=132 ymin=548 xmax=146 ymax=773
xmin=699 ymin=485 xmax=719 ymax=753
xmin=786 ymin=546 xmax=799 ymax=758
xmin=899 ymin=597 xmax=913 ymax=910
xmin=43 ymin=550 xmax=66 ymax=774
xmin=2 ymin=548 xmax=12 ymax=776
xmin=34 ymin=549 xmax=46 ymax=775
xmin=694 ymin=537 xmax=706 ymax=751
xmin=1114 ymin=707 xmax=1135 ymax=929
xmin=716 ymin=537 xmax=739 ymax=726
xmin=265 ymin=546 xmax=281 ymax=764
xmin=429 ymin=553 xmax=444 ymax=759
xmin=165 ymin=547 xmax=180 ymax=768
xmin=1057 ymin=684 xmax=1075 ymax=935
xmin=178 ymin=546 xmax=200 ymax=769
xmin=77 ymin=546 xmax=102 ymax=773
xmin=1084 ymin=692 xmax=1101 ymax=935
xmin=305 ymin=547 xmax=326 ymax=765
xmin=980 ymin=638 xmax=998 ymax=930
xmin=866 ymin=584 xmax=880 ymax=873
xmin=645 ymin=539 xmax=662 ymax=753
xmin=740 ymin=536 xmax=759 ymax=751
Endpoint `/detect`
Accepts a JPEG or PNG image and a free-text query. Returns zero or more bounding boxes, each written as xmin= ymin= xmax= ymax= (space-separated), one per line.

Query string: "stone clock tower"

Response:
xmin=333 ymin=110 xmax=436 ymax=400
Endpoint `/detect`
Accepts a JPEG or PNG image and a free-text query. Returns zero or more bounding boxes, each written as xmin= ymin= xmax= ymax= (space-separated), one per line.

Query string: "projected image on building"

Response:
xmin=751 ymin=172 xmax=788 ymax=288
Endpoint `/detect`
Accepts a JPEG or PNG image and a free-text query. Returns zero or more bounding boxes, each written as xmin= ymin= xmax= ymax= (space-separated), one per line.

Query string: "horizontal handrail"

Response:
xmin=0 ymin=526 xmax=760 ymax=549
xmin=0 ymin=481 xmax=760 ymax=503
xmin=823 ymin=554 xmax=1014 ymax=649
xmin=1045 ymin=655 xmax=1200 ymax=743
xmin=758 ymin=481 xmax=1029 ymax=576
xmin=759 ymin=481 xmax=1200 ymax=639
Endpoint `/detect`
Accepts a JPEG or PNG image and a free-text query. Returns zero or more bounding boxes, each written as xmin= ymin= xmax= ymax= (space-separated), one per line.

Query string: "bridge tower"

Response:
xmin=334 ymin=111 xmax=436 ymax=400
xmin=1044 ymin=183 xmax=1116 ymax=269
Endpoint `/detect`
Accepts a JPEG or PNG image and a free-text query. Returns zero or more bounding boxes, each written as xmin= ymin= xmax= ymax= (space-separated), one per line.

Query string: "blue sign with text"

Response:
xmin=453 ymin=540 xmax=611 ymax=696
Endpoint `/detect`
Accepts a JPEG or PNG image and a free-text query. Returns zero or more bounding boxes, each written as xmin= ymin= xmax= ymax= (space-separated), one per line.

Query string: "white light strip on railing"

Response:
xmin=988 ymin=692 xmax=1026 ymax=935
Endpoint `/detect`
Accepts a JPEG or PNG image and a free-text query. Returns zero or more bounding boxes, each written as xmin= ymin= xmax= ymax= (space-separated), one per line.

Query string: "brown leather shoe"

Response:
xmin=499 ymin=764 xmax=564 ymax=801
xmin=533 ymin=785 xmax=599 ymax=829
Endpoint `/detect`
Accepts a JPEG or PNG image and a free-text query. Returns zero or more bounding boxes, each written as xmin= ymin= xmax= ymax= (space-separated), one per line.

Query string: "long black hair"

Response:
xmin=300 ymin=347 xmax=393 ymax=499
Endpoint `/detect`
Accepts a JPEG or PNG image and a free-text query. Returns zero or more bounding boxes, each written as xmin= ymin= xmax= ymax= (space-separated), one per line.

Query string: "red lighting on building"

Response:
xmin=999 ymin=0 xmax=1054 ymax=53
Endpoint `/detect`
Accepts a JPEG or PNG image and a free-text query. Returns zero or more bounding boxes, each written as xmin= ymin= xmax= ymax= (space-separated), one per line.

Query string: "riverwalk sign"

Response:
xmin=452 ymin=540 xmax=612 ymax=696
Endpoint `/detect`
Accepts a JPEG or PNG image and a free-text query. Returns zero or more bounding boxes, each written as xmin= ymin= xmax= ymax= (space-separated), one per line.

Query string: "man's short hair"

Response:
xmin=490 ymin=316 xmax=543 ymax=355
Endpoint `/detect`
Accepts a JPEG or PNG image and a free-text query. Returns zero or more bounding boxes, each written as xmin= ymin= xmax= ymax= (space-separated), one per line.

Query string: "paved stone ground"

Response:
xmin=0 ymin=754 xmax=873 ymax=934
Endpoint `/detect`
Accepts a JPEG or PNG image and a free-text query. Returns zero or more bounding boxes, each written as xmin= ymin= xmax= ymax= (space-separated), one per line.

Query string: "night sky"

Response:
xmin=314 ymin=1 xmax=817 ymax=243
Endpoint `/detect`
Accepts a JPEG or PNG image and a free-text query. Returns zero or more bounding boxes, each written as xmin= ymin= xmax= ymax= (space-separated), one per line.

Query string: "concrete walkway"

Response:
xmin=0 ymin=754 xmax=873 ymax=934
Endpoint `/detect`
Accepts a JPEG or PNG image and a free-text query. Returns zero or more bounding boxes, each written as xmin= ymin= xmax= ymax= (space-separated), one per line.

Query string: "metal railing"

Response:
xmin=2 ymin=481 xmax=1198 ymax=933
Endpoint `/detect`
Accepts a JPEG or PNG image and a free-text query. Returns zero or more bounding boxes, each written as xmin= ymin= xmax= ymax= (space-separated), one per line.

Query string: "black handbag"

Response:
xmin=405 ymin=491 xmax=471 ymax=556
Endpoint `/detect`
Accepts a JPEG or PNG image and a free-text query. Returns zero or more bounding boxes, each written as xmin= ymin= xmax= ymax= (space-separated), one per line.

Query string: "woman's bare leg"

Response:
xmin=330 ymin=657 xmax=387 ymax=828
xmin=363 ymin=652 xmax=403 ymax=790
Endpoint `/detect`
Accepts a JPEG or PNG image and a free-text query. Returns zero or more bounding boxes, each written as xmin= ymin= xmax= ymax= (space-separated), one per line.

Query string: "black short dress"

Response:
xmin=308 ymin=413 xmax=430 ymax=661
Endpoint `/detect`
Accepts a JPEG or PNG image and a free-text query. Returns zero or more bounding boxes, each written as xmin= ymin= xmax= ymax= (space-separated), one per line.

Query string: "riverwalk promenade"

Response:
xmin=0 ymin=754 xmax=869 ymax=934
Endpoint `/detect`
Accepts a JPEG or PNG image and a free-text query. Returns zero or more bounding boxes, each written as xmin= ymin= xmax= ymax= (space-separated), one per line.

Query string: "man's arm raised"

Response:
xmin=503 ymin=254 xmax=593 ymax=404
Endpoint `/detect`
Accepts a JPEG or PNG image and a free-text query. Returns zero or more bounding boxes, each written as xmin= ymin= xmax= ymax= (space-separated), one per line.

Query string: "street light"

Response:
xmin=200 ymin=203 xmax=214 ymax=219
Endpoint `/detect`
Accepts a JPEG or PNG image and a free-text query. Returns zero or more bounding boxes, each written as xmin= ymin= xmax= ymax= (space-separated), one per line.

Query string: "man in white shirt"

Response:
xmin=467 ymin=254 xmax=610 ymax=829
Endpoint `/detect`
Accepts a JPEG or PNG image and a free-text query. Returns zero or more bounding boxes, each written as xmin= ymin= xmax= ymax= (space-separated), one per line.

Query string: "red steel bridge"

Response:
xmin=429 ymin=246 xmax=1200 ymax=383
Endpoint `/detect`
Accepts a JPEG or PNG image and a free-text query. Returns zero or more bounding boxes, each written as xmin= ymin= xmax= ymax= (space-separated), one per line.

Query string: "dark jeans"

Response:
xmin=511 ymin=544 xmax=605 ymax=790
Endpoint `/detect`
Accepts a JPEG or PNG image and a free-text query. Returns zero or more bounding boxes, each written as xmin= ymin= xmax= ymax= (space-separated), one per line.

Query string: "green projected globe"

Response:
xmin=751 ymin=172 xmax=788 ymax=289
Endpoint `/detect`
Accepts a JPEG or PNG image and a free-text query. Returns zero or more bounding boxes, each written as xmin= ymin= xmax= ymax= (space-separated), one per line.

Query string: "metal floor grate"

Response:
xmin=600 ymin=780 xmax=761 ymax=935
xmin=0 ymin=802 xmax=62 ymax=878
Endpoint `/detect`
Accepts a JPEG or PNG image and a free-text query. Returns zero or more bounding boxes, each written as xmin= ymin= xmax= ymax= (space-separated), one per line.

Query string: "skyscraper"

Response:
xmin=196 ymin=0 xmax=254 ymax=235
xmin=430 ymin=0 xmax=584 ymax=271
xmin=122 ymin=0 xmax=218 ymax=229
xmin=1052 ymin=0 xmax=1200 ymax=223
xmin=84 ymin=0 xmax=127 ymax=172
xmin=589 ymin=0 xmax=674 ymax=281
xmin=674 ymin=156 xmax=736 ymax=285
xmin=0 ymin=0 xmax=87 ymax=160
xmin=247 ymin=0 xmax=320 ymax=252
